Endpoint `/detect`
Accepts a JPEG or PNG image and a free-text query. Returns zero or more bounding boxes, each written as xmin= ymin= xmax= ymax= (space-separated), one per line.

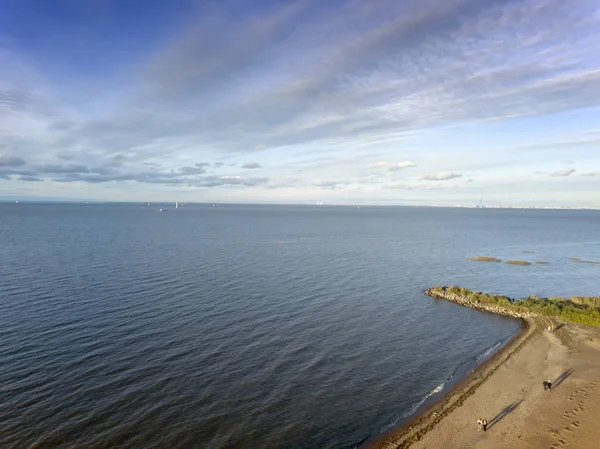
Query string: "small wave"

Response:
xmin=402 ymin=372 xmax=455 ymax=418
xmin=378 ymin=376 xmax=452 ymax=435
xmin=429 ymin=382 xmax=445 ymax=395
xmin=476 ymin=336 xmax=511 ymax=363
xmin=476 ymin=341 xmax=502 ymax=362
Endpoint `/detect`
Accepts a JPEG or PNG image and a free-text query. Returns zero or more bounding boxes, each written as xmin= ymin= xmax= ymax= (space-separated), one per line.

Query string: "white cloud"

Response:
xmin=241 ymin=162 xmax=262 ymax=169
xmin=550 ymin=167 xmax=575 ymax=177
xmin=0 ymin=155 xmax=26 ymax=167
xmin=311 ymin=179 xmax=349 ymax=189
xmin=1 ymin=0 xmax=600 ymax=205
xmin=368 ymin=161 xmax=388 ymax=168
xmin=419 ymin=172 xmax=463 ymax=181
xmin=388 ymin=161 xmax=417 ymax=171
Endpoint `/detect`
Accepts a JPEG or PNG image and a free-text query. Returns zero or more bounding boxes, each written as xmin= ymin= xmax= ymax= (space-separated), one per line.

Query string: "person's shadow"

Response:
xmin=553 ymin=369 xmax=574 ymax=388
xmin=487 ymin=400 xmax=523 ymax=430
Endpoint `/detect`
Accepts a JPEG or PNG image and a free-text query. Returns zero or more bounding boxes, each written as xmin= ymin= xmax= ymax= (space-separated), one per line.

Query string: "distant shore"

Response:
xmin=369 ymin=288 xmax=600 ymax=448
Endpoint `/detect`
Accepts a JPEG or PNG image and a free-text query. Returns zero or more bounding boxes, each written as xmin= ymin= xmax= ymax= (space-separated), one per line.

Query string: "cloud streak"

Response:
xmin=18 ymin=175 xmax=43 ymax=182
xmin=1 ymin=0 xmax=600 ymax=205
xmin=419 ymin=172 xmax=463 ymax=181
xmin=388 ymin=161 xmax=417 ymax=171
xmin=241 ymin=162 xmax=262 ymax=169
xmin=0 ymin=155 xmax=26 ymax=167
xmin=368 ymin=161 xmax=388 ymax=168
xmin=550 ymin=167 xmax=576 ymax=177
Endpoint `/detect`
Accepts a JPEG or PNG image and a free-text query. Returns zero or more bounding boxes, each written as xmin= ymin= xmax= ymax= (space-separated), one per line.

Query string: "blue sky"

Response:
xmin=1 ymin=0 xmax=599 ymax=205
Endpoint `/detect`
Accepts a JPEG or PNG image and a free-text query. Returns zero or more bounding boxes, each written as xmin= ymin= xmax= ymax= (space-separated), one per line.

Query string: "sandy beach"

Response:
xmin=370 ymin=317 xmax=600 ymax=449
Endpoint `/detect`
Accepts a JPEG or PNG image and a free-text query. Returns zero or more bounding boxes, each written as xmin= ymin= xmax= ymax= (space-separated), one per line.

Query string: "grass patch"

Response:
xmin=431 ymin=286 xmax=600 ymax=327
xmin=570 ymin=257 xmax=600 ymax=265
xmin=535 ymin=261 xmax=549 ymax=264
xmin=571 ymin=296 xmax=600 ymax=308
xmin=505 ymin=260 xmax=532 ymax=265
xmin=469 ymin=256 xmax=502 ymax=262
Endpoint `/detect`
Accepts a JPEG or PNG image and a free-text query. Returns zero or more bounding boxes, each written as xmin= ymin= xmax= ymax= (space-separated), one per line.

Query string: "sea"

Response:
xmin=1 ymin=203 xmax=599 ymax=448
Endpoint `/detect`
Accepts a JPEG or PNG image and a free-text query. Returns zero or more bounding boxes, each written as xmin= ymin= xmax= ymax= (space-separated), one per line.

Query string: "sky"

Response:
xmin=1 ymin=0 xmax=600 ymax=206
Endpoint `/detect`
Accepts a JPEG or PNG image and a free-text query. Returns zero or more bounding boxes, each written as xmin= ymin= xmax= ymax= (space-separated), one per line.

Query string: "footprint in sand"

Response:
xmin=554 ymin=386 xmax=595 ymax=447
xmin=563 ymin=421 xmax=581 ymax=433
xmin=553 ymin=383 xmax=600 ymax=446
xmin=552 ymin=381 xmax=600 ymax=448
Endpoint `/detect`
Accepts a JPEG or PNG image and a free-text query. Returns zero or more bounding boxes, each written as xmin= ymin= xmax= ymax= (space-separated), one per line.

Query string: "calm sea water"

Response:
xmin=1 ymin=204 xmax=599 ymax=448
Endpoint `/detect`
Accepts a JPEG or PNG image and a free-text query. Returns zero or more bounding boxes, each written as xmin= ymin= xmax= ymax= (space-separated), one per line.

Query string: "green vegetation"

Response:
xmin=571 ymin=296 xmax=600 ymax=308
xmin=468 ymin=256 xmax=502 ymax=262
xmin=505 ymin=260 xmax=532 ymax=265
xmin=430 ymin=286 xmax=600 ymax=327
xmin=570 ymin=257 xmax=600 ymax=265
xmin=535 ymin=261 xmax=549 ymax=264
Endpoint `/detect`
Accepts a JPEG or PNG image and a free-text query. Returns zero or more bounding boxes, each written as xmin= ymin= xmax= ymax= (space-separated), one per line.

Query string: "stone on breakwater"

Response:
xmin=425 ymin=288 xmax=536 ymax=319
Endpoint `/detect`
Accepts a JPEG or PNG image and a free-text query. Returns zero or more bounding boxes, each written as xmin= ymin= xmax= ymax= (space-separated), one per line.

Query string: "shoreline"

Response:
xmin=369 ymin=288 xmax=600 ymax=448
xmin=368 ymin=310 xmax=534 ymax=449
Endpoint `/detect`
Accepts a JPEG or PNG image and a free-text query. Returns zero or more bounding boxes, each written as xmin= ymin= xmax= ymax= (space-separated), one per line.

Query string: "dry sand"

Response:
xmin=370 ymin=318 xmax=600 ymax=449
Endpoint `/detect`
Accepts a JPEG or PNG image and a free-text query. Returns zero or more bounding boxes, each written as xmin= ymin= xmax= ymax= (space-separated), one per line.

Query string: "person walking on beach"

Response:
xmin=477 ymin=418 xmax=483 ymax=432
xmin=543 ymin=380 xmax=549 ymax=391
xmin=546 ymin=380 xmax=552 ymax=392
xmin=482 ymin=418 xmax=487 ymax=432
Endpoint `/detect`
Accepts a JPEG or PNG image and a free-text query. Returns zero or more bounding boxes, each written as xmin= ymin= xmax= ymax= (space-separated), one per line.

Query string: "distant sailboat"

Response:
xmin=175 ymin=201 xmax=179 ymax=209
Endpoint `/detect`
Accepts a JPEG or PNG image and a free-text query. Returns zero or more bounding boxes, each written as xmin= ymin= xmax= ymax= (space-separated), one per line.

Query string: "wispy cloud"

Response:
xmin=18 ymin=175 xmax=43 ymax=182
xmin=311 ymin=179 xmax=349 ymax=189
xmin=178 ymin=163 xmax=210 ymax=175
xmin=266 ymin=178 xmax=302 ymax=189
xmin=368 ymin=161 xmax=388 ymax=168
xmin=419 ymin=172 xmax=463 ymax=181
xmin=550 ymin=167 xmax=575 ymax=177
xmin=1 ymin=0 xmax=600 ymax=205
xmin=388 ymin=161 xmax=417 ymax=171
xmin=241 ymin=162 xmax=262 ymax=169
xmin=508 ymin=136 xmax=600 ymax=152
xmin=0 ymin=155 xmax=26 ymax=167
xmin=385 ymin=182 xmax=464 ymax=191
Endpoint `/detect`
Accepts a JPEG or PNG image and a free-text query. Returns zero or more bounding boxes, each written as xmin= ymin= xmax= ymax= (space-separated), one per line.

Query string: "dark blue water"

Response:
xmin=1 ymin=204 xmax=598 ymax=448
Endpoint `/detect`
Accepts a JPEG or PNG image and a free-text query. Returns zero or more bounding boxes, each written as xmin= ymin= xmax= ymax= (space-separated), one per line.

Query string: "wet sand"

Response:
xmin=370 ymin=317 xmax=600 ymax=449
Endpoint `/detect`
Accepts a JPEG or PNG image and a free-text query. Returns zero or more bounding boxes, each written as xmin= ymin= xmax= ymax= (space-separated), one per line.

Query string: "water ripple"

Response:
xmin=1 ymin=204 xmax=597 ymax=448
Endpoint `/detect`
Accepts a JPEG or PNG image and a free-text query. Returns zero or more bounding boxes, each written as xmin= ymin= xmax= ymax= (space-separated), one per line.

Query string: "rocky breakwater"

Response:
xmin=425 ymin=287 xmax=537 ymax=319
